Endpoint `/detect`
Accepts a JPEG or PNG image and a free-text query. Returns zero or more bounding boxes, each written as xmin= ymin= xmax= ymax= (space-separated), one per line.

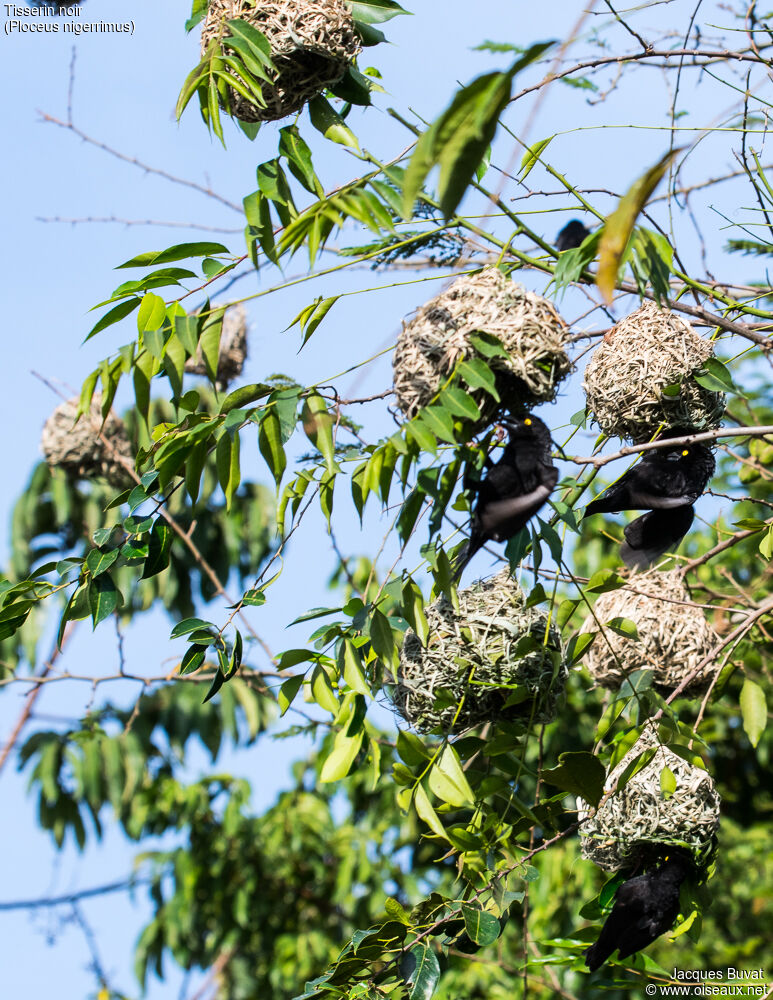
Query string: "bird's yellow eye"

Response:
xmin=524 ymin=418 xmax=532 ymax=426
xmin=682 ymin=449 xmax=689 ymax=456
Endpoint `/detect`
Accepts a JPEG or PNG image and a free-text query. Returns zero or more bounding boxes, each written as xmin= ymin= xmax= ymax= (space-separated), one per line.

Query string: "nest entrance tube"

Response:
xmin=579 ymin=723 xmax=720 ymax=873
xmin=200 ymin=0 xmax=361 ymax=123
xmin=582 ymin=300 xmax=726 ymax=442
xmin=392 ymin=570 xmax=567 ymax=735
xmin=392 ymin=269 xmax=571 ymax=431
xmin=40 ymin=395 xmax=134 ymax=489
xmin=579 ymin=569 xmax=719 ymax=697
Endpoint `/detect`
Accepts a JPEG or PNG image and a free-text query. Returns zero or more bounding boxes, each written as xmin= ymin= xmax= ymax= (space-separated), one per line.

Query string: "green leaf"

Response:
xmin=586 ymin=568 xmax=626 ymax=594
xmin=428 ymin=745 xmax=475 ymax=807
xmin=259 ymin=411 xmax=287 ymax=486
xmin=180 ymin=646 xmax=206 ymax=675
xmin=400 ymin=942 xmax=441 ymax=1000
xmin=308 ymin=95 xmax=360 ymax=150
xmin=310 ymin=664 xmax=340 ymax=714
xmin=541 ymin=751 xmax=606 ymax=807
xmin=320 ymin=727 xmax=364 ymax=782
xmin=85 ymin=547 xmax=120 ymax=578
xmin=385 ymin=896 xmax=412 ymax=926
xmin=216 ymin=429 xmax=241 ymax=511
xmin=88 ymin=574 xmax=120 ymax=628
xmin=660 ymin=764 xmax=677 ymax=799
xmin=413 ymin=783 xmax=449 ymax=841
xmin=396 ymin=730 xmax=429 ymax=766
xmin=519 ymin=136 xmax=554 ymax=180
xmin=369 ymin=607 xmax=396 ymax=667
xmin=597 ymin=148 xmax=680 ymax=302
xmin=605 ymin=616 xmax=639 ymax=640
xmin=170 ymin=617 xmax=213 ymax=639
xmin=419 ymin=406 xmax=456 ymax=444
xmin=565 ymin=631 xmax=596 ymax=665
xmin=287 ymin=295 xmax=341 ymax=349
xmin=278 ymin=674 xmax=305 ymax=716
xmin=341 ymin=640 xmax=370 ymax=696
xmin=301 ymin=393 xmax=339 ymax=474
xmin=347 ymin=0 xmax=409 ymax=24
xmin=694 ymin=356 xmax=741 ymax=396
xmin=117 ymin=242 xmax=229 ymax=268
xmin=438 ymin=386 xmax=481 ymax=421
xmin=402 ymin=43 xmax=553 ymax=219
xmin=84 ymin=297 xmax=140 ymax=342
xmin=461 ymin=903 xmax=501 ymax=946
xmin=740 ymin=678 xmax=767 ymax=748
xmin=141 ymin=521 xmax=172 ymax=579
xmin=457 ymin=357 xmax=500 ymax=399
xmin=137 ymin=292 xmax=167 ymax=335
xmin=279 ymin=125 xmax=322 ymax=195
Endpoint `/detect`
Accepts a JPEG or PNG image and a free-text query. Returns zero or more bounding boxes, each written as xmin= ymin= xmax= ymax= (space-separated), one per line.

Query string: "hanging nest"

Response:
xmin=582 ymin=301 xmax=726 ymax=442
xmin=579 ymin=569 xmax=719 ymax=697
xmin=184 ymin=303 xmax=248 ymax=389
xmin=391 ymin=570 xmax=567 ymax=735
xmin=579 ymin=723 xmax=720 ymax=872
xmin=392 ymin=269 xmax=572 ymax=428
xmin=200 ymin=0 xmax=361 ymax=123
xmin=40 ymin=395 xmax=134 ymax=489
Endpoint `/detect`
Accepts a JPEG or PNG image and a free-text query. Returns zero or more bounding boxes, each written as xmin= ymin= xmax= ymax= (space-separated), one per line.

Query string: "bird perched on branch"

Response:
xmin=556 ymin=219 xmax=592 ymax=252
xmin=585 ymin=851 xmax=693 ymax=971
xmin=453 ymin=415 xmax=558 ymax=580
xmin=584 ymin=441 xmax=715 ymax=567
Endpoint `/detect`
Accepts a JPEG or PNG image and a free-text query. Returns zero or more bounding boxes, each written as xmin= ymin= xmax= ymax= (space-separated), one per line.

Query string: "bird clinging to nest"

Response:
xmin=453 ymin=415 xmax=558 ymax=579
xmin=584 ymin=439 xmax=715 ymax=567
xmin=585 ymin=849 xmax=694 ymax=971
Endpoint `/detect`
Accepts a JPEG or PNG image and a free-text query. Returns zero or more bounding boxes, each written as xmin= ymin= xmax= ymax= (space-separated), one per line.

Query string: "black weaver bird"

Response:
xmin=585 ymin=852 xmax=693 ymax=971
xmin=584 ymin=442 xmax=715 ymax=567
xmin=453 ymin=415 xmax=557 ymax=580
xmin=556 ymin=219 xmax=592 ymax=252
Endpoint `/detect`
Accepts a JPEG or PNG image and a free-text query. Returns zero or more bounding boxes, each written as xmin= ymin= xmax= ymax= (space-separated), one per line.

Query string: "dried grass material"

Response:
xmin=580 ymin=723 xmax=720 ymax=872
xmin=201 ymin=0 xmax=361 ymax=123
xmin=582 ymin=301 xmax=725 ymax=442
xmin=392 ymin=570 xmax=567 ymax=735
xmin=184 ymin=304 xmax=248 ymax=389
xmin=579 ymin=569 xmax=718 ymax=696
xmin=392 ymin=270 xmax=571 ymax=426
xmin=40 ymin=395 xmax=134 ymax=488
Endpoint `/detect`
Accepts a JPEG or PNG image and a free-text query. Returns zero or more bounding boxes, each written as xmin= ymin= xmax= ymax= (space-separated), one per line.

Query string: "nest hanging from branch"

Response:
xmin=579 ymin=569 xmax=718 ymax=696
xmin=580 ymin=723 xmax=720 ymax=872
xmin=184 ymin=303 xmax=249 ymax=390
xmin=392 ymin=269 xmax=571 ymax=428
xmin=391 ymin=570 xmax=567 ymax=735
xmin=40 ymin=395 xmax=134 ymax=489
xmin=200 ymin=0 xmax=361 ymax=123
xmin=582 ymin=301 xmax=725 ymax=442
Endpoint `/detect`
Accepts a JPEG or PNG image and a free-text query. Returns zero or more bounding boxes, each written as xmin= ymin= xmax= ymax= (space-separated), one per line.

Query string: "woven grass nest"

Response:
xmin=40 ymin=395 xmax=134 ymax=489
xmin=579 ymin=569 xmax=719 ymax=697
xmin=184 ymin=303 xmax=248 ymax=390
xmin=582 ymin=300 xmax=726 ymax=442
xmin=201 ymin=0 xmax=361 ymax=123
xmin=392 ymin=570 xmax=567 ymax=735
xmin=579 ymin=723 xmax=720 ymax=872
xmin=392 ymin=269 xmax=572 ymax=427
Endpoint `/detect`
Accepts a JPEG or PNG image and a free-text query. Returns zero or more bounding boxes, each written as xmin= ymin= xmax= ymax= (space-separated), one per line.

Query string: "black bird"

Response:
xmin=453 ymin=415 xmax=558 ymax=579
xmin=556 ymin=219 xmax=592 ymax=252
xmin=584 ymin=442 xmax=715 ymax=567
xmin=585 ymin=852 xmax=693 ymax=971
xmin=620 ymin=506 xmax=696 ymax=569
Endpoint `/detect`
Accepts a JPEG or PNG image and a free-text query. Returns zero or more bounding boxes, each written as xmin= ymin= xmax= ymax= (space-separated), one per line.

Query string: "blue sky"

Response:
xmin=0 ymin=1 xmax=762 ymax=996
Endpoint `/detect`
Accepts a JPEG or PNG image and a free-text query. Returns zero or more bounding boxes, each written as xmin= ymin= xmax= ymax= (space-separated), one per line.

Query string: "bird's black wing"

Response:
xmin=621 ymin=506 xmax=695 ymax=568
